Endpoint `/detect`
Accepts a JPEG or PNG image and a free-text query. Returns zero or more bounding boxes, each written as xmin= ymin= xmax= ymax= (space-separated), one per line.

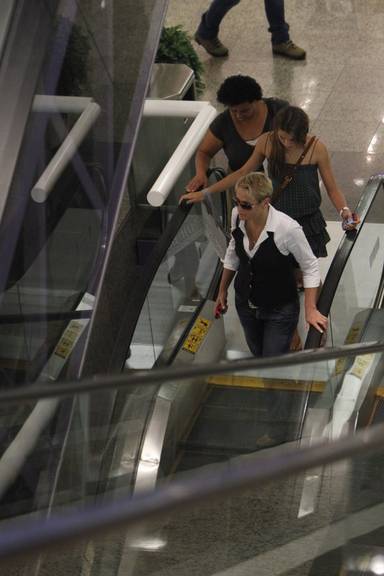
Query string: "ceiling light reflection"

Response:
xmin=300 ymin=98 xmax=312 ymax=110
xmin=367 ymin=134 xmax=378 ymax=154
xmin=353 ymin=178 xmax=364 ymax=187
xmin=371 ymin=555 xmax=384 ymax=575
xmin=129 ymin=536 xmax=167 ymax=551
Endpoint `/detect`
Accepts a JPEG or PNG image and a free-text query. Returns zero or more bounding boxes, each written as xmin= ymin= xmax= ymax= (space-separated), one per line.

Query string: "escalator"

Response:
xmin=0 ymin=196 xmax=382 ymax=575
xmin=69 ymin=169 xmax=384 ymax=572
xmin=18 ymin=169 xmax=376 ymax=575
xmin=1 ymin=144 xmax=379 ymax=532
xmin=114 ymin=174 xmax=384 ymax=486
xmin=109 ymin=187 xmax=384 ymax=576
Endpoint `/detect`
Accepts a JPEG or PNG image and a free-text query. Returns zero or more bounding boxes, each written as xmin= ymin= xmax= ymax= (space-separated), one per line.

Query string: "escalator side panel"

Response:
xmin=78 ymin=0 xmax=169 ymax=377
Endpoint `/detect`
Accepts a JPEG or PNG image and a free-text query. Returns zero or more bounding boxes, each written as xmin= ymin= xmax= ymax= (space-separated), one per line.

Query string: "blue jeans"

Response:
xmin=197 ymin=0 xmax=290 ymax=44
xmin=235 ymin=296 xmax=299 ymax=357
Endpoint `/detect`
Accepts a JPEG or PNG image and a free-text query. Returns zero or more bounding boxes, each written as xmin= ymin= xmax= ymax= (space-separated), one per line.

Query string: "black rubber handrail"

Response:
xmin=111 ymin=167 xmax=229 ymax=371
xmin=305 ymin=174 xmax=384 ymax=349
xmin=297 ymin=175 xmax=384 ymax=442
xmin=159 ymin=168 xmax=229 ymax=367
xmin=109 ymin=200 xmax=193 ymax=370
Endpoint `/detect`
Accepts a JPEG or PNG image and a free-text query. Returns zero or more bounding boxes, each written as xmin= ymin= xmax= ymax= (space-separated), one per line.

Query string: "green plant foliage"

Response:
xmin=156 ymin=25 xmax=205 ymax=96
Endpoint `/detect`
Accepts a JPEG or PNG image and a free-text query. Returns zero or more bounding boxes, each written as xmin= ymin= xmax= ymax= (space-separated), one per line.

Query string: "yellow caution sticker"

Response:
xmin=335 ymin=358 xmax=347 ymax=376
xmin=345 ymin=323 xmax=363 ymax=344
xmin=350 ymin=354 xmax=374 ymax=380
xmin=335 ymin=320 xmax=365 ymax=375
xmin=54 ymin=321 xmax=83 ymax=359
xmin=182 ymin=316 xmax=212 ymax=354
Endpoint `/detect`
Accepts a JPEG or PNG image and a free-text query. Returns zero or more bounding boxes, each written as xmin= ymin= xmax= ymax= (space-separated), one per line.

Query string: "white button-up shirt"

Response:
xmin=223 ymin=205 xmax=321 ymax=288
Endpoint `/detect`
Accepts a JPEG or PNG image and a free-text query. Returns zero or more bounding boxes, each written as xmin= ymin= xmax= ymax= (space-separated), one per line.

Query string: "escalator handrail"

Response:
xmin=305 ymin=174 xmax=384 ymax=348
xmin=156 ymin=167 xmax=229 ymax=367
xmin=110 ymin=200 xmax=193 ymax=370
xmin=111 ymin=165 xmax=229 ymax=371
xmin=0 ymin=340 xmax=382 ymax=405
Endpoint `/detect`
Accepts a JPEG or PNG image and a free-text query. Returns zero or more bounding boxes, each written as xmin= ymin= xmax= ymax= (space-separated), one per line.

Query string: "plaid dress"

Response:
xmin=271 ymin=164 xmax=330 ymax=257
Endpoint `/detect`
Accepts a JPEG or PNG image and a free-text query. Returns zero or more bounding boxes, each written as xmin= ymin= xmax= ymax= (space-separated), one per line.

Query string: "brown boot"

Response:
xmin=194 ymin=32 xmax=228 ymax=57
xmin=272 ymin=40 xmax=306 ymax=60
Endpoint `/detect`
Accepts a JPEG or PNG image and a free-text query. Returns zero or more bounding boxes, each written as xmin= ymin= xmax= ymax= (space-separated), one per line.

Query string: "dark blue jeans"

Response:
xmin=197 ymin=0 xmax=290 ymax=44
xmin=235 ymin=296 xmax=299 ymax=357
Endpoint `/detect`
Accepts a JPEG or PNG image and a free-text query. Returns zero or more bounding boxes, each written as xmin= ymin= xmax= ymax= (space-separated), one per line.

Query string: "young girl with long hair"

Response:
xmin=182 ymin=105 xmax=357 ymax=255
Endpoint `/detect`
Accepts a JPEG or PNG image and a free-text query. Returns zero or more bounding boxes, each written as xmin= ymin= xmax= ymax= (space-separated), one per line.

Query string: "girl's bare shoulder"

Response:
xmin=256 ymin=130 xmax=272 ymax=153
xmin=310 ymin=136 xmax=328 ymax=161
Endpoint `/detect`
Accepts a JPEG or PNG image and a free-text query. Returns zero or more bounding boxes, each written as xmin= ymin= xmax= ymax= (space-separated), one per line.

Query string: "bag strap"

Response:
xmin=272 ymin=135 xmax=316 ymax=203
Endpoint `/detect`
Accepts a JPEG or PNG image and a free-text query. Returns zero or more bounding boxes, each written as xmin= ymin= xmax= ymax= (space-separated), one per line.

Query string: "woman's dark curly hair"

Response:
xmin=216 ymin=75 xmax=263 ymax=106
xmin=269 ymin=106 xmax=309 ymax=178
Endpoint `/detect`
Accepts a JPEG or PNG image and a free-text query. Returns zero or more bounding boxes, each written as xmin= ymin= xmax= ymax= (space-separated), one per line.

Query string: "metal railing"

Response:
xmin=1 ymin=403 xmax=384 ymax=563
xmin=30 ymin=96 xmax=101 ymax=203
xmin=145 ymin=99 xmax=217 ymax=206
xmin=0 ymin=339 xmax=382 ymax=405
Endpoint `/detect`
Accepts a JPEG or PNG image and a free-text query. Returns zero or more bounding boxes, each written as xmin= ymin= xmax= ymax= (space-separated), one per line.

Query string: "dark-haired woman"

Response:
xmin=186 ymin=74 xmax=288 ymax=192
xmin=182 ymin=106 xmax=356 ymax=254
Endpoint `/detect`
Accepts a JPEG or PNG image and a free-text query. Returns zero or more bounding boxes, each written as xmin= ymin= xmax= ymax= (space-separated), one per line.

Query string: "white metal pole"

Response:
xmin=31 ymin=101 xmax=101 ymax=203
xmin=32 ymin=95 xmax=93 ymax=115
xmin=146 ymin=104 xmax=216 ymax=207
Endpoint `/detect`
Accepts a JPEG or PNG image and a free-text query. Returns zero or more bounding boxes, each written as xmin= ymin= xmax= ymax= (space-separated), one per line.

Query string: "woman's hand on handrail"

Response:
xmin=179 ymin=190 xmax=206 ymax=204
xmin=305 ymin=307 xmax=328 ymax=334
xmin=341 ymin=208 xmax=360 ymax=231
xmin=186 ymin=173 xmax=209 ymax=192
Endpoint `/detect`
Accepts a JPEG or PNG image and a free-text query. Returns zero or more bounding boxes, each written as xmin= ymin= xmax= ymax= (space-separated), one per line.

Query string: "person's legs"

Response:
xmin=235 ymin=297 xmax=264 ymax=357
xmin=261 ymin=299 xmax=300 ymax=357
xmin=255 ymin=300 xmax=300 ymax=447
xmin=264 ymin=0 xmax=306 ymax=60
xmin=197 ymin=0 xmax=240 ymax=38
xmin=263 ymin=0 xmax=289 ymax=44
xmin=195 ymin=0 xmax=240 ymax=57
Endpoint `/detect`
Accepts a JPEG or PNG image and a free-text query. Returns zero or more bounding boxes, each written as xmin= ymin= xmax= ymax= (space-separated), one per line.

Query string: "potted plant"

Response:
xmin=156 ymin=25 xmax=205 ymax=96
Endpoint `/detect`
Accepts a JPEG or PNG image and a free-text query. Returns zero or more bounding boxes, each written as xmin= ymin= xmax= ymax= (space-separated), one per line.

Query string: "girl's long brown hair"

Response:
xmin=268 ymin=106 xmax=309 ymax=178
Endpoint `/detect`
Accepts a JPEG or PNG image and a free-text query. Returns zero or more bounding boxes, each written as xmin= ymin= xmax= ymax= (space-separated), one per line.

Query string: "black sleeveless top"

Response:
xmin=232 ymin=223 xmax=297 ymax=308
xmin=271 ymin=164 xmax=330 ymax=257
xmin=210 ymin=98 xmax=288 ymax=171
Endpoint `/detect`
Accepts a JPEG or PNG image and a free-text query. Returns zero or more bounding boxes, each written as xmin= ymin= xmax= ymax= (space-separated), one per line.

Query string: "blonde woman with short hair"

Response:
xmin=216 ymin=172 xmax=327 ymax=357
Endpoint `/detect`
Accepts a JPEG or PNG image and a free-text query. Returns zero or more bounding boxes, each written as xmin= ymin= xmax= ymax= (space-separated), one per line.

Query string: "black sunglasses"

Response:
xmin=233 ymin=197 xmax=255 ymax=211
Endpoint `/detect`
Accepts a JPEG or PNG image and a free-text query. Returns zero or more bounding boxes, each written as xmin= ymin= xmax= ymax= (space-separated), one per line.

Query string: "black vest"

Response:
xmin=233 ymin=222 xmax=297 ymax=308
